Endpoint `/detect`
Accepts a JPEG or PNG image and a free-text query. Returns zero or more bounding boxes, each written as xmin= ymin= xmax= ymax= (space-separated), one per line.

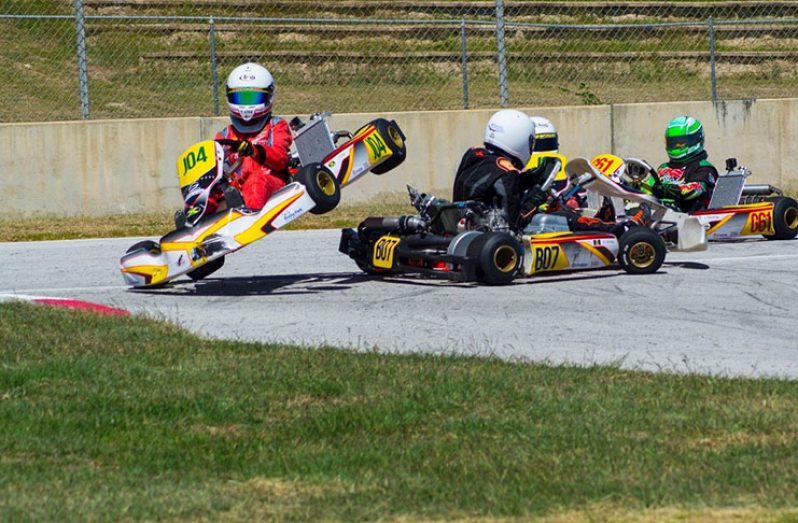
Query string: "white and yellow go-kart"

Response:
xmin=588 ymin=153 xmax=798 ymax=242
xmin=120 ymin=114 xmax=406 ymax=288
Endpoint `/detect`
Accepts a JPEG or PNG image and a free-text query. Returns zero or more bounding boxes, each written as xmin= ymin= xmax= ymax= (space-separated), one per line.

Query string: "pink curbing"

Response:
xmin=0 ymin=294 xmax=129 ymax=317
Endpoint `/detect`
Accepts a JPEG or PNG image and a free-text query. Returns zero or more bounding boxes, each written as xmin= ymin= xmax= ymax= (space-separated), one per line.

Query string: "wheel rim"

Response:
xmin=628 ymin=241 xmax=656 ymax=269
xmin=316 ymin=170 xmax=336 ymax=196
xmin=784 ymin=205 xmax=798 ymax=230
xmin=493 ymin=245 xmax=518 ymax=273
xmin=388 ymin=125 xmax=404 ymax=149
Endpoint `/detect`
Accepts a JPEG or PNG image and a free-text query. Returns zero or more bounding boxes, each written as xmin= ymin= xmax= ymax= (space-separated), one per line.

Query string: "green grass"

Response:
xmin=1 ymin=302 xmax=797 ymax=521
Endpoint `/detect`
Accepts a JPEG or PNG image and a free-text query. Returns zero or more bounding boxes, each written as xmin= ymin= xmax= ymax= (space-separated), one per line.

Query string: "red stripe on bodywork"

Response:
xmin=529 ymin=234 xmax=615 ymax=244
xmin=692 ymin=204 xmax=771 ymax=216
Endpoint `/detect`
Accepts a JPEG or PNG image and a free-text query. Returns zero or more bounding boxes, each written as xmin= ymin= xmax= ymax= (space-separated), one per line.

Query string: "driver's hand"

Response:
xmin=237 ymin=141 xmax=256 ymax=157
xmin=520 ymin=185 xmax=548 ymax=216
xmin=216 ymin=139 xmax=258 ymax=158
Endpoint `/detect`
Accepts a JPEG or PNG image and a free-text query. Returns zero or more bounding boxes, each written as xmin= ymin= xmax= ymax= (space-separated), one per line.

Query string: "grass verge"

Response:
xmin=1 ymin=302 xmax=797 ymax=521
xmin=0 ymin=198 xmax=413 ymax=242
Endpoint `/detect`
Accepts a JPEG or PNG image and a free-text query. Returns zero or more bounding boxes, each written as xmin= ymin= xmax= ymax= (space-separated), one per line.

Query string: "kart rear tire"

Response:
xmin=295 ymin=163 xmax=341 ymax=215
xmin=763 ymin=196 xmax=798 ymax=241
xmin=469 ymin=232 xmax=521 ymax=285
xmin=370 ymin=119 xmax=407 ymax=175
xmin=618 ymin=227 xmax=665 ymax=275
xmin=188 ymin=256 xmax=225 ymax=281
xmin=126 ymin=240 xmax=161 ymax=255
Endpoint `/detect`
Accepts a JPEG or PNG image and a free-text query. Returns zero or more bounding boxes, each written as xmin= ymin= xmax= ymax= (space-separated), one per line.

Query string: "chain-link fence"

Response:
xmin=3 ymin=1 xmax=798 ymax=122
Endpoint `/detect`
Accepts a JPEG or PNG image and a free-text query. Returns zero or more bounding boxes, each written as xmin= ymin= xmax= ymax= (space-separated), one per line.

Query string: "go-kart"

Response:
xmin=120 ymin=113 xmax=406 ymax=287
xmin=588 ymin=154 xmax=798 ymax=242
xmin=338 ymin=158 xmax=706 ymax=285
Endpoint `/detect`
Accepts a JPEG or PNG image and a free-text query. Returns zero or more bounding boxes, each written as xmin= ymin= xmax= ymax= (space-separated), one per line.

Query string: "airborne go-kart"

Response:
xmin=588 ymin=154 xmax=798 ymax=242
xmin=339 ymin=158 xmax=706 ymax=285
xmin=120 ymin=113 xmax=406 ymax=287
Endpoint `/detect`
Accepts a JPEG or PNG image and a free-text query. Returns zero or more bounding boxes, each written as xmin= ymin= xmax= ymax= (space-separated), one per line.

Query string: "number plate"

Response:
xmin=364 ymin=130 xmax=391 ymax=165
xmin=372 ymin=235 xmax=401 ymax=269
xmin=591 ymin=154 xmax=624 ymax=178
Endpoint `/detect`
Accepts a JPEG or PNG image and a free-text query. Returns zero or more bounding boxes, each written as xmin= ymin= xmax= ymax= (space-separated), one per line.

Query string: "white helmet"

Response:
xmin=484 ymin=109 xmax=536 ymax=166
xmin=529 ymin=116 xmax=559 ymax=153
xmin=226 ymin=62 xmax=275 ymax=134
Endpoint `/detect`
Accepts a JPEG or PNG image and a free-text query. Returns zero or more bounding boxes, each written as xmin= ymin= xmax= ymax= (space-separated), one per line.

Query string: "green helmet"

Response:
xmin=665 ymin=116 xmax=704 ymax=162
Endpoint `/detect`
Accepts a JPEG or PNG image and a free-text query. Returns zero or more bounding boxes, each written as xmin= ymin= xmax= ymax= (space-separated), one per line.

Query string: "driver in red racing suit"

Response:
xmin=207 ymin=62 xmax=293 ymax=213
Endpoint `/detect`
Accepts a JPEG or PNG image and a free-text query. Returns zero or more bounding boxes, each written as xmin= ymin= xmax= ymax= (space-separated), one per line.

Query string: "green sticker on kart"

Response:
xmin=373 ymin=235 xmax=401 ymax=269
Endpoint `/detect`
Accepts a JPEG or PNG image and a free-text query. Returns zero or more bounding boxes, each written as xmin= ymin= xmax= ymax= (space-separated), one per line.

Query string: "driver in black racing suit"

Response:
xmin=453 ymin=109 xmax=644 ymax=234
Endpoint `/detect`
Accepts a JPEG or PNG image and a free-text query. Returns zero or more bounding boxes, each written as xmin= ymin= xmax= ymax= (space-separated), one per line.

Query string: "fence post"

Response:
xmin=209 ymin=16 xmax=220 ymax=116
xmin=74 ymin=0 xmax=90 ymax=119
xmin=460 ymin=20 xmax=469 ymax=109
xmin=708 ymin=16 xmax=717 ymax=102
xmin=495 ymin=0 xmax=509 ymax=107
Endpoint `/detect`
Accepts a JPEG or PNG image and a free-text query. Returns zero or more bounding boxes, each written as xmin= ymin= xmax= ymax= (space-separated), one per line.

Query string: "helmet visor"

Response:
xmin=227 ymin=87 xmax=272 ymax=106
xmin=665 ymin=132 xmax=702 ymax=152
xmin=533 ymin=133 xmax=559 ymax=152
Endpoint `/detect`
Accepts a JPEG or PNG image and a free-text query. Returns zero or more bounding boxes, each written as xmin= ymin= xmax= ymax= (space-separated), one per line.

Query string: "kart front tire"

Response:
xmin=618 ymin=227 xmax=666 ymax=275
xmin=469 ymin=232 xmax=521 ymax=285
xmin=126 ymin=240 xmax=161 ymax=255
xmin=294 ymin=163 xmax=341 ymax=215
xmin=763 ymin=196 xmax=798 ymax=241
xmin=370 ymin=119 xmax=407 ymax=175
xmin=187 ymin=256 xmax=225 ymax=281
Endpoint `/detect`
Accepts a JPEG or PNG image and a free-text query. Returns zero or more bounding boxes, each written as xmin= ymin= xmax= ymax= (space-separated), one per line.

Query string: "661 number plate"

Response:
xmin=372 ymin=235 xmax=401 ymax=269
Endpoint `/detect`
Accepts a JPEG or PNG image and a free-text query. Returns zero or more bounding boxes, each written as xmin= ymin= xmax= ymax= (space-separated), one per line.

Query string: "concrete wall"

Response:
xmin=2 ymin=99 xmax=795 ymax=216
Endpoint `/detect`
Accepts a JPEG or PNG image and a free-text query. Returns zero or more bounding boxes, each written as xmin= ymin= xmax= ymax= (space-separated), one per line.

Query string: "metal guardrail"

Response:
xmin=3 ymin=1 xmax=798 ymax=122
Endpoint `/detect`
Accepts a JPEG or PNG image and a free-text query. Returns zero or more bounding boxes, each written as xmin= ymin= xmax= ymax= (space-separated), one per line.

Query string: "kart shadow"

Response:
xmin=129 ymin=271 xmax=379 ymax=296
xmin=663 ymin=261 xmax=710 ymax=270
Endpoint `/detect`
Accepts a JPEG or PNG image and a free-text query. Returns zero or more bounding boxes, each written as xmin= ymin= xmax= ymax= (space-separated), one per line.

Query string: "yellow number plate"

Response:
xmin=364 ymin=130 xmax=391 ymax=165
xmin=529 ymin=244 xmax=569 ymax=273
xmin=591 ymin=153 xmax=624 ymax=178
xmin=372 ymin=235 xmax=401 ymax=269
xmin=177 ymin=140 xmax=218 ymax=188
xmin=742 ymin=208 xmax=775 ymax=236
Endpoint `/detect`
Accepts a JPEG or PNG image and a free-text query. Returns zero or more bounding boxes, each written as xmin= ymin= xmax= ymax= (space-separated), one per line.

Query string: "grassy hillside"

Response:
xmin=2 ymin=1 xmax=798 ymax=122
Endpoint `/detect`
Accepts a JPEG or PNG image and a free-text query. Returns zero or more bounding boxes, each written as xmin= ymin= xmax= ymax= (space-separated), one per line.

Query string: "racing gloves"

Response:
xmin=520 ymin=185 xmax=548 ymax=215
xmin=653 ymin=182 xmax=682 ymax=199
xmin=216 ymin=139 xmax=266 ymax=162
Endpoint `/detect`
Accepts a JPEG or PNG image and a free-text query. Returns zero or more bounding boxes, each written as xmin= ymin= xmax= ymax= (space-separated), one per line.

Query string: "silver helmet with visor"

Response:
xmin=226 ymin=63 xmax=275 ymax=134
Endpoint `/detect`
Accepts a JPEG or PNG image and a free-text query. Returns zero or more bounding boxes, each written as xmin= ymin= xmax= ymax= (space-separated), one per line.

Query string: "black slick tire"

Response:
xmin=294 ymin=163 xmax=341 ymax=215
xmin=763 ymin=196 xmax=798 ymax=241
xmin=618 ymin=227 xmax=666 ymax=275
xmin=369 ymin=119 xmax=407 ymax=175
xmin=187 ymin=256 xmax=225 ymax=281
xmin=468 ymin=232 xmax=521 ymax=285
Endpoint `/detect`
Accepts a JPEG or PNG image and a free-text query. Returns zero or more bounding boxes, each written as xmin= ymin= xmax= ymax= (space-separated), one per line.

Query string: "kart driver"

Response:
xmin=640 ymin=116 xmax=718 ymax=213
xmin=209 ymin=62 xmax=293 ymax=213
xmin=452 ymin=109 xmax=642 ymax=234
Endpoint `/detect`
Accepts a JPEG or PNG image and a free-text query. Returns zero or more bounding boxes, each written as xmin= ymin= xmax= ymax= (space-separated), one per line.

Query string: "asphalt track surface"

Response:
xmin=2 ymin=230 xmax=797 ymax=379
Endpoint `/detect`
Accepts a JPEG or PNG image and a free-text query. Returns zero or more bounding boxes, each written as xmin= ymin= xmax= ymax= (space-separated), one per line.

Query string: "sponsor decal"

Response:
xmin=282 ymin=208 xmax=306 ymax=222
